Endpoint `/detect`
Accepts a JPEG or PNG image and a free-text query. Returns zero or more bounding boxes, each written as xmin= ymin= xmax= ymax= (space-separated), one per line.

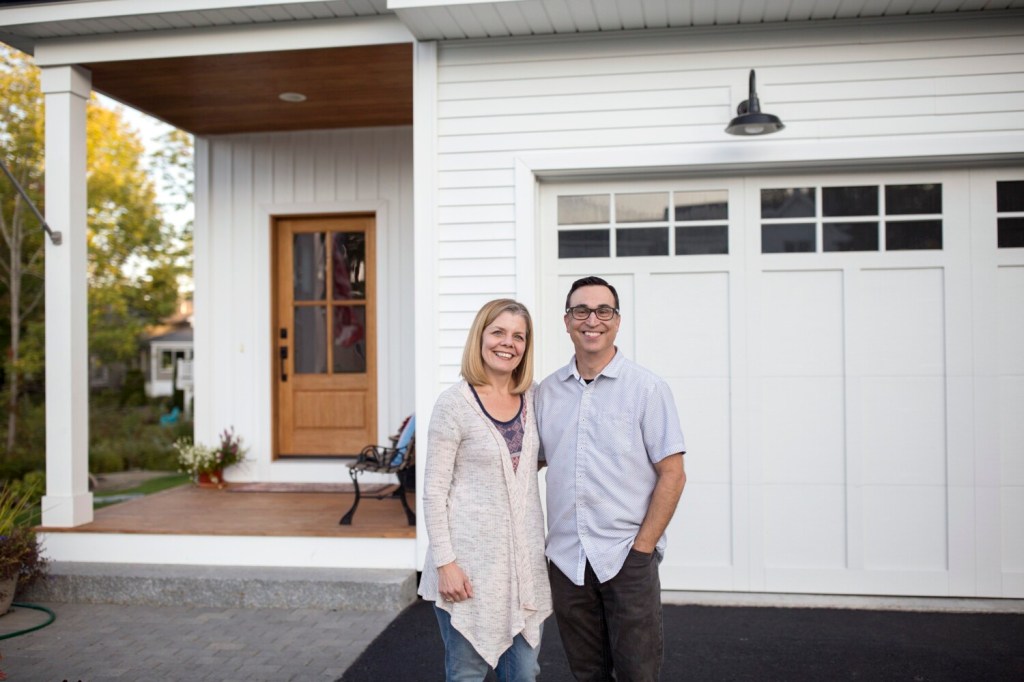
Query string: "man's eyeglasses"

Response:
xmin=566 ymin=305 xmax=619 ymax=321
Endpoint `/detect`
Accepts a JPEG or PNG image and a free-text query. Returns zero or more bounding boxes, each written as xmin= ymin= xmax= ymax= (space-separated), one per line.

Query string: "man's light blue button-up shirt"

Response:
xmin=537 ymin=350 xmax=686 ymax=585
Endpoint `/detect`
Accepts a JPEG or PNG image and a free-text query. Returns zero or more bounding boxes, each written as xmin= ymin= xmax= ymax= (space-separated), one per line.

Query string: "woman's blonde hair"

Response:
xmin=461 ymin=299 xmax=534 ymax=394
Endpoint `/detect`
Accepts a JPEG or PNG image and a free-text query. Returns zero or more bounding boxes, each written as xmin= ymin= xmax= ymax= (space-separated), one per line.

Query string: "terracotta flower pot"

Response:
xmin=0 ymin=576 xmax=16 ymax=616
xmin=197 ymin=470 xmax=225 ymax=489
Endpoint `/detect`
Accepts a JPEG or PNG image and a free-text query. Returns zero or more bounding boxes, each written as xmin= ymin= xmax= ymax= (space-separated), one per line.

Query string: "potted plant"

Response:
xmin=0 ymin=483 xmax=48 ymax=615
xmin=174 ymin=427 xmax=247 ymax=489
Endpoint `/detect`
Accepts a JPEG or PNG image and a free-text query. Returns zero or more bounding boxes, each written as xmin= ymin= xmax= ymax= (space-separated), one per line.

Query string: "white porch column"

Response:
xmin=40 ymin=65 xmax=93 ymax=527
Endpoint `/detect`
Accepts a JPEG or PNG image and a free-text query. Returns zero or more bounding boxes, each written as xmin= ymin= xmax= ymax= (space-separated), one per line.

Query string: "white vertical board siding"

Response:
xmin=194 ymin=126 xmax=414 ymax=481
xmin=432 ymin=13 xmax=1024 ymax=383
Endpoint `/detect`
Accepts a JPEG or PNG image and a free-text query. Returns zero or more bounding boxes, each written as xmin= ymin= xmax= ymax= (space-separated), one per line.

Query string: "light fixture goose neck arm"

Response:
xmin=725 ymin=69 xmax=785 ymax=136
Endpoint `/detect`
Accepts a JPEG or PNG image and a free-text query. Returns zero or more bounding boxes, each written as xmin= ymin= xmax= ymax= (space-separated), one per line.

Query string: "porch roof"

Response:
xmin=3 ymin=1 xmax=1022 ymax=135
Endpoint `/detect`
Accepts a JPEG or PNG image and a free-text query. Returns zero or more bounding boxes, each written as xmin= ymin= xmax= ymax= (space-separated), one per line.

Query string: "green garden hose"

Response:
xmin=0 ymin=603 xmax=56 ymax=640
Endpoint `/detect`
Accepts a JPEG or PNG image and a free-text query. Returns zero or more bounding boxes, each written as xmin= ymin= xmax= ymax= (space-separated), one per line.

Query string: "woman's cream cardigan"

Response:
xmin=417 ymin=382 xmax=553 ymax=666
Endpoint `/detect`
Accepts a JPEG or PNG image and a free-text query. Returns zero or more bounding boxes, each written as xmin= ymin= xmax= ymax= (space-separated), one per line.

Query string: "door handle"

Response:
xmin=279 ymin=346 xmax=288 ymax=382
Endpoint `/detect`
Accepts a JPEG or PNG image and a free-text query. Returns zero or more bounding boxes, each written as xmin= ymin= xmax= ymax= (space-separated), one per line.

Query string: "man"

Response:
xmin=536 ymin=276 xmax=686 ymax=682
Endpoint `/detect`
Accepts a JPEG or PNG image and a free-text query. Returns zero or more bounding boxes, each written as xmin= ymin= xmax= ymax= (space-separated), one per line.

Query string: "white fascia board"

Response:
xmin=0 ymin=0 xmax=353 ymax=24
xmin=33 ymin=14 xmax=413 ymax=66
xmin=388 ymin=0 xmax=519 ymax=8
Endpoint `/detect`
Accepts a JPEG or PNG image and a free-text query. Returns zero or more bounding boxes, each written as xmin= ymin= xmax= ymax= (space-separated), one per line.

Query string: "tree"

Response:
xmin=0 ymin=46 xmax=192 ymax=458
xmin=0 ymin=48 xmax=46 ymax=456
xmin=85 ymin=103 xmax=186 ymax=366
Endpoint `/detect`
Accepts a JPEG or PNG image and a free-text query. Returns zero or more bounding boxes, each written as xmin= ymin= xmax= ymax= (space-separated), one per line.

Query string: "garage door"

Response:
xmin=537 ymin=169 xmax=1024 ymax=598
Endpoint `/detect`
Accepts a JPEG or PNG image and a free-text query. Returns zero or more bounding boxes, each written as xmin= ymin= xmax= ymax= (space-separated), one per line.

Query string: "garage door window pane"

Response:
xmin=559 ymin=230 xmax=609 ymax=258
xmin=998 ymin=217 xmax=1024 ymax=248
xmin=616 ymin=193 xmax=668 ymax=223
xmin=676 ymin=225 xmax=728 ymax=255
xmin=616 ymin=227 xmax=668 ymax=256
xmin=823 ymin=186 xmax=878 ymax=217
xmin=762 ymin=188 xmax=815 ymax=218
xmin=824 ymin=222 xmax=879 ymax=251
xmin=558 ymin=195 xmax=610 ymax=225
xmin=675 ymin=191 xmax=728 ymax=221
xmin=886 ymin=220 xmax=943 ymax=250
xmin=886 ymin=184 xmax=941 ymax=215
xmin=997 ymin=181 xmax=1024 ymax=212
xmin=762 ymin=224 xmax=815 ymax=253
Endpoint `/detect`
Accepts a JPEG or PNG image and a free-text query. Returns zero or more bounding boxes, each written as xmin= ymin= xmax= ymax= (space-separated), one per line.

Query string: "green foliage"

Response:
xmin=89 ymin=392 xmax=191 ymax=473
xmin=175 ymin=427 xmax=246 ymax=481
xmin=0 ymin=482 xmax=48 ymax=590
xmin=119 ymin=368 xmax=147 ymax=407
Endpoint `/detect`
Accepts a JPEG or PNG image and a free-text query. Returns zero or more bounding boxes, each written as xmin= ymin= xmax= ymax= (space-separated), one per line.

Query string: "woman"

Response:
xmin=418 ymin=299 xmax=552 ymax=682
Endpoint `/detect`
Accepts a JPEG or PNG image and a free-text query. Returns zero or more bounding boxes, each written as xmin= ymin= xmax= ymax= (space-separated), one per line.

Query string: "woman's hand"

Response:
xmin=438 ymin=561 xmax=474 ymax=602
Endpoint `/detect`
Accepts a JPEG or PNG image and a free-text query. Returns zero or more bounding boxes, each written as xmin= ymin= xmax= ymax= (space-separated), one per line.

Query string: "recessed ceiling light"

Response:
xmin=279 ymin=92 xmax=307 ymax=103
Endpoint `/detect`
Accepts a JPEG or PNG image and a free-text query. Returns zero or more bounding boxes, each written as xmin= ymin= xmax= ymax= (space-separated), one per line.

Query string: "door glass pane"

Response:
xmin=294 ymin=306 xmax=327 ymax=373
xmin=886 ymin=220 xmax=943 ymax=250
xmin=762 ymin=188 xmax=815 ymax=218
xmin=886 ymin=184 xmax=941 ymax=215
xmin=616 ymin=192 xmax=668 ymax=223
xmin=823 ymin=186 xmax=878 ymax=217
xmin=293 ymin=233 xmax=326 ymax=301
xmin=762 ymin=224 xmax=815 ymax=253
xmin=559 ymin=229 xmax=609 ymax=258
xmin=334 ymin=305 xmax=367 ymax=373
xmin=676 ymin=225 xmax=728 ymax=255
xmin=617 ymin=227 xmax=668 ymax=256
xmin=823 ymin=222 xmax=879 ymax=251
xmin=675 ymin=191 xmax=728 ymax=221
xmin=558 ymin=195 xmax=610 ymax=225
xmin=333 ymin=232 xmax=366 ymax=300
xmin=998 ymin=217 xmax=1024 ymax=248
xmin=997 ymin=181 xmax=1024 ymax=212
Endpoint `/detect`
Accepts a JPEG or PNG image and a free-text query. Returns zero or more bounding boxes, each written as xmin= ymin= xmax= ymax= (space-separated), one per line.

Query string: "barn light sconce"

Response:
xmin=725 ymin=70 xmax=785 ymax=136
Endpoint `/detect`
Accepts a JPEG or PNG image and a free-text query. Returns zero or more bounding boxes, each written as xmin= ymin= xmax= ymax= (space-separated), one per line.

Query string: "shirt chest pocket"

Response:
xmin=595 ymin=413 xmax=636 ymax=460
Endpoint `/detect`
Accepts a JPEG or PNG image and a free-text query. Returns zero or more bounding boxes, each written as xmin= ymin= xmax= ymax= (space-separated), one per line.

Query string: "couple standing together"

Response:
xmin=418 ymin=276 xmax=688 ymax=682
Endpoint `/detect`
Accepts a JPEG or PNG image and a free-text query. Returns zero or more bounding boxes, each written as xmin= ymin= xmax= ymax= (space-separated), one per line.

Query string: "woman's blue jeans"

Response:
xmin=433 ymin=605 xmax=541 ymax=682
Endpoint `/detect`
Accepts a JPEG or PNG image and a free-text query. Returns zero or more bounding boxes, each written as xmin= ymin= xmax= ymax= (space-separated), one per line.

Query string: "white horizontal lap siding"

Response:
xmin=431 ymin=14 xmax=1024 ymax=341
xmin=436 ymin=17 xmax=1024 ymax=159
xmin=197 ymin=126 xmax=413 ymax=479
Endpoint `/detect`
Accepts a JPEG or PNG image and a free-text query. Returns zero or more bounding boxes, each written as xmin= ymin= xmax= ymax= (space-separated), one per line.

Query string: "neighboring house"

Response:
xmin=142 ymin=328 xmax=193 ymax=399
xmin=141 ymin=299 xmax=195 ymax=399
xmin=2 ymin=1 xmax=1022 ymax=599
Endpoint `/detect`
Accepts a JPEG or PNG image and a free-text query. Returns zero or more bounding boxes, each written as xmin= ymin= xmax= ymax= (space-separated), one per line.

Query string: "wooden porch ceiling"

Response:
xmin=84 ymin=43 xmax=413 ymax=136
xmin=39 ymin=484 xmax=416 ymax=539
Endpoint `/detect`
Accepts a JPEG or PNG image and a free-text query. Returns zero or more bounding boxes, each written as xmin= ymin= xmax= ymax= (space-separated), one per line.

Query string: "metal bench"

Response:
xmin=340 ymin=415 xmax=416 ymax=526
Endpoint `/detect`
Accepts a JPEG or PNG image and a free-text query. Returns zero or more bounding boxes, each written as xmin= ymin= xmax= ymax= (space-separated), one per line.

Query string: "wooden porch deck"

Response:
xmin=39 ymin=484 xmax=417 ymax=539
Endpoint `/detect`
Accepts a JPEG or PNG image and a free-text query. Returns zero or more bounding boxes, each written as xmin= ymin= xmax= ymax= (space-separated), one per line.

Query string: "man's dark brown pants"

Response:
xmin=548 ymin=550 xmax=664 ymax=682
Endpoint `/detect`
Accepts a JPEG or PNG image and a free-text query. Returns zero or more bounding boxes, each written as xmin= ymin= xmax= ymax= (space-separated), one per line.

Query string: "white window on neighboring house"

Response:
xmin=158 ymin=349 xmax=175 ymax=378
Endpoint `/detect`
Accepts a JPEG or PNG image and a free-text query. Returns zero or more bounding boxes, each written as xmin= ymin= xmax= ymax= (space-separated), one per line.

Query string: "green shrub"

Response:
xmin=119 ymin=369 xmax=147 ymax=407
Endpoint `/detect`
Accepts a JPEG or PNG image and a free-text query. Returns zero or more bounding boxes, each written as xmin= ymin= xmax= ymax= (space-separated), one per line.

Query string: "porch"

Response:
xmin=40 ymin=483 xmax=416 ymax=538
xmin=36 ymin=483 xmax=419 ymax=571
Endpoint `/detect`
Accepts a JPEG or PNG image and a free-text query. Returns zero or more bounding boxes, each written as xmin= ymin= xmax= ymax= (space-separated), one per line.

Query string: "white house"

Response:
xmin=2 ymin=0 xmax=1022 ymax=600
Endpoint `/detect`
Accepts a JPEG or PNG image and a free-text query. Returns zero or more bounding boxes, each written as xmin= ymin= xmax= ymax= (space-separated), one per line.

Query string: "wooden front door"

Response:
xmin=274 ymin=214 xmax=376 ymax=456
